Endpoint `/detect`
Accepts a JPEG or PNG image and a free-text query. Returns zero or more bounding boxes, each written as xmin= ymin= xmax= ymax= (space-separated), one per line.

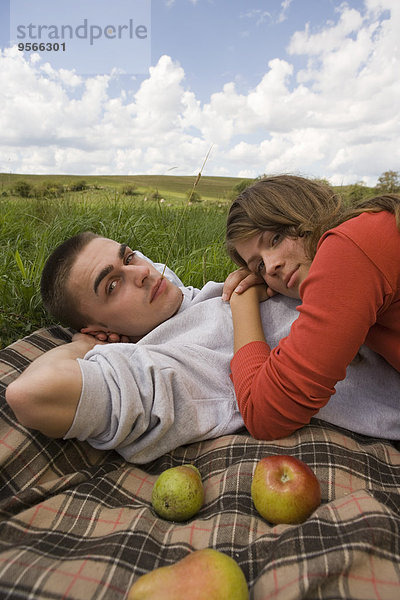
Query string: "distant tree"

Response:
xmin=347 ymin=181 xmax=369 ymax=204
xmin=312 ymin=177 xmax=331 ymax=187
xmin=14 ymin=180 xmax=33 ymax=198
xmin=186 ymin=189 xmax=202 ymax=202
xmin=70 ymin=179 xmax=88 ymax=192
xmin=122 ymin=184 xmax=138 ymax=196
xmin=233 ymin=179 xmax=254 ymax=194
xmin=35 ymin=180 xmax=64 ymax=198
xmin=376 ymin=170 xmax=400 ymax=194
xmin=148 ymin=189 xmax=162 ymax=201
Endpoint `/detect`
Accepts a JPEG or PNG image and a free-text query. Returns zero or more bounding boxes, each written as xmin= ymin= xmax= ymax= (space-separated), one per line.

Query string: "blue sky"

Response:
xmin=0 ymin=0 xmax=399 ymax=184
xmin=152 ymin=0 xmax=364 ymax=100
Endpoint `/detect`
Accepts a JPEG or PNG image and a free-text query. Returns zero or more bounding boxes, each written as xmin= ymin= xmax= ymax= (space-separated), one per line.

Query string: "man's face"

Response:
xmin=68 ymin=237 xmax=183 ymax=338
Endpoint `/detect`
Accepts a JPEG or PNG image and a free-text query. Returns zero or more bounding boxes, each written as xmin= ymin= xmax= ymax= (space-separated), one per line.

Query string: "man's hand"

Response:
xmin=222 ymin=268 xmax=276 ymax=301
xmin=80 ymin=329 xmax=131 ymax=343
xmin=72 ymin=331 xmax=105 ymax=349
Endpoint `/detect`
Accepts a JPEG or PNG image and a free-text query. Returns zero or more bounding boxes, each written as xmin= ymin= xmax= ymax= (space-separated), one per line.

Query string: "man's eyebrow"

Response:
xmin=118 ymin=243 xmax=127 ymax=259
xmin=93 ymin=243 xmax=128 ymax=295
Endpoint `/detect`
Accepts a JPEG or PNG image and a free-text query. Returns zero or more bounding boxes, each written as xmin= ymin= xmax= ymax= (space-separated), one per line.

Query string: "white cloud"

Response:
xmin=1 ymin=0 xmax=399 ymax=185
xmin=277 ymin=0 xmax=294 ymax=23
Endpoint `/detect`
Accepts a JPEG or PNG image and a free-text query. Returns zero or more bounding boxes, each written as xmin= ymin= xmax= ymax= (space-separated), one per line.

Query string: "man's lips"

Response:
xmin=150 ymin=277 xmax=166 ymax=302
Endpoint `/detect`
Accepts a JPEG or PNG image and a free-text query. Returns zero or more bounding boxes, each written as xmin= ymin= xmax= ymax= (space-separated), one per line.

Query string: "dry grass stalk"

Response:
xmin=160 ymin=146 xmax=213 ymax=279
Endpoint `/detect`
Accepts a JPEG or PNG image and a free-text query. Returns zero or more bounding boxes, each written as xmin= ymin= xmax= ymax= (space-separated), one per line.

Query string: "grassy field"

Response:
xmin=0 ymin=172 xmax=377 ymax=348
xmin=0 ymin=173 xmax=242 ymax=202
xmin=0 ymin=173 xmax=241 ymax=348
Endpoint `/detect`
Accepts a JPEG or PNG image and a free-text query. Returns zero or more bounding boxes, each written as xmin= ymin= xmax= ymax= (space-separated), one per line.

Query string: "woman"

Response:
xmin=224 ymin=174 xmax=400 ymax=440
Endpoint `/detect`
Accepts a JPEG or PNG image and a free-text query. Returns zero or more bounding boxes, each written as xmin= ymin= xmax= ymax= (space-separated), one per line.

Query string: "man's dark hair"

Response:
xmin=40 ymin=231 xmax=99 ymax=330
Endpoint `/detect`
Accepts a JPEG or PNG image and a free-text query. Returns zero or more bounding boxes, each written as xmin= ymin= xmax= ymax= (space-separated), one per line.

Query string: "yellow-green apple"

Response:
xmin=151 ymin=464 xmax=204 ymax=521
xmin=127 ymin=548 xmax=249 ymax=600
xmin=251 ymin=455 xmax=321 ymax=524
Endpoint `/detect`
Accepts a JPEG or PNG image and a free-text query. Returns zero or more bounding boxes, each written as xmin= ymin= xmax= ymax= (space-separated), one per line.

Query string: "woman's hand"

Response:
xmin=229 ymin=283 xmax=270 ymax=306
xmin=222 ymin=268 xmax=276 ymax=301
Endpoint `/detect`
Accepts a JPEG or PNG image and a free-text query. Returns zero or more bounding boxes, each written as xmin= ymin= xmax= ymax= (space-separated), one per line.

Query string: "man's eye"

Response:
xmin=125 ymin=252 xmax=136 ymax=265
xmin=107 ymin=280 xmax=118 ymax=295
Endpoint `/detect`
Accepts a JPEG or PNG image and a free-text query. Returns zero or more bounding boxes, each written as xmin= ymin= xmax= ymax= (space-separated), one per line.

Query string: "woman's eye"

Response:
xmin=256 ymin=260 xmax=265 ymax=274
xmin=271 ymin=234 xmax=281 ymax=246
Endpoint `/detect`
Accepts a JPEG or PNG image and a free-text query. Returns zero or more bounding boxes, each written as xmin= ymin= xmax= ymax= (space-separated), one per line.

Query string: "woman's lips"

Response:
xmin=286 ymin=267 xmax=299 ymax=289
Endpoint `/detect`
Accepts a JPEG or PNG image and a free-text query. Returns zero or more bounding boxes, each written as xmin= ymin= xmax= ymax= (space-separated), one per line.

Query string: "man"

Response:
xmin=39 ymin=231 xmax=185 ymax=341
xmin=6 ymin=233 xmax=400 ymax=464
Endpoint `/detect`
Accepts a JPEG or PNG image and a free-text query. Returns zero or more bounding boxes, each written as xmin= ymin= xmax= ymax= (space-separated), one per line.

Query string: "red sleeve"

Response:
xmin=230 ymin=228 xmax=390 ymax=440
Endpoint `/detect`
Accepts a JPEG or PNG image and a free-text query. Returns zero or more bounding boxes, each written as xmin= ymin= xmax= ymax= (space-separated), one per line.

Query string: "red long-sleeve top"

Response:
xmin=230 ymin=211 xmax=400 ymax=440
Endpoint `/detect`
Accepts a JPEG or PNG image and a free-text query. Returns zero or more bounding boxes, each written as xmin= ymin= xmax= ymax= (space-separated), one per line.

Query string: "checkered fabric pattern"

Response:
xmin=1 ymin=326 xmax=400 ymax=599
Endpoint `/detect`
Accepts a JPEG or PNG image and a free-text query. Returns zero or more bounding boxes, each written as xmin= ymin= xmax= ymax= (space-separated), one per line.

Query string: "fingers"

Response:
xmin=234 ymin=272 xmax=265 ymax=294
xmin=222 ymin=268 xmax=251 ymax=301
xmin=93 ymin=332 xmax=109 ymax=341
xmin=72 ymin=332 xmax=105 ymax=349
xmin=222 ymin=269 xmax=265 ymax=301
xmin=106 ymin=332 xmax=122 ymax=343
xmin=79 ymin=329 xmax=126 ymax=344
xmin=100 ymin=333 xmax=131 ymax=343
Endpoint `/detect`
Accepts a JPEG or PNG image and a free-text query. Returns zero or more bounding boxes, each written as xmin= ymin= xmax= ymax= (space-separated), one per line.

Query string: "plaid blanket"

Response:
xmin=0 ymin=326 xmax=399 ymax=600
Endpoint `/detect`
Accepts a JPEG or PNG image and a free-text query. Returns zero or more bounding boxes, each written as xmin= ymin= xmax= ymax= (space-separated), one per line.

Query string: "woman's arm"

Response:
xmin=229 ymin=285 xmax=268 ymax=351
xmin=229 ymin=228 xmax=392 ymax=440
xmin=5 ymin=334 xmax=101 ymax=438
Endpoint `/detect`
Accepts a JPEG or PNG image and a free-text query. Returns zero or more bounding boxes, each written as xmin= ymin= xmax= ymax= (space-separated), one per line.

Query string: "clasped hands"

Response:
xmin=222 ymin=267 xmax=276 ymax=303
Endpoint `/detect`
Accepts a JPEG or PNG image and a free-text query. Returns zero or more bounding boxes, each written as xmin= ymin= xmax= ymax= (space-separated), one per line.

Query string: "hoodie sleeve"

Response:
xmin=65 ymin=340 xmax=241 ymax=463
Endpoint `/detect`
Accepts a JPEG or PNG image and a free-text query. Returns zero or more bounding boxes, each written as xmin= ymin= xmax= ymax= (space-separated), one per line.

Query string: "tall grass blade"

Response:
xmin=14 ymin=250 xmax=27 ymax=279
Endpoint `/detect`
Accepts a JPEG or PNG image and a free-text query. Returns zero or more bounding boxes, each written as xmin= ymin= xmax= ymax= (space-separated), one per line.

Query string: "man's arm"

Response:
xmin=5 ymin=334 xmax=101 ymax=438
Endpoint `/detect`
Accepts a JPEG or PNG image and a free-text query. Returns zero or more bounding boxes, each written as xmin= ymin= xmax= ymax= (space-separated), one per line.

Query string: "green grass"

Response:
xmin=0 ymin=172 xmax=378 ymax=348
xmin=0 ymin=178 xmax=238 ymax=348
xmin=0 ymin=172 xmax=242 ymax=202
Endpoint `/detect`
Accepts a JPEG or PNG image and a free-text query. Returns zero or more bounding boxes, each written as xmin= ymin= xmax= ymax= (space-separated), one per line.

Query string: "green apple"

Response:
xmin=151 ymin=464 xmax=204 ymax=521
xmin=127 ymin=548 xmax=249 ymax=600
xmin=251 ymin=455 xmax=321 ymax=524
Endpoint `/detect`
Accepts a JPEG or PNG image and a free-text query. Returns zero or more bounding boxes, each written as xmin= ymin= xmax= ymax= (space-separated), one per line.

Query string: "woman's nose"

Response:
xmin=264 ymin=253 xmax=282 ymax=276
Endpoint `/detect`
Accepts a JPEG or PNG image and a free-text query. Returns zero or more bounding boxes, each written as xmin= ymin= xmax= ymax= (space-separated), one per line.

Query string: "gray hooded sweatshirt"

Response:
xmin=65 ymin=262 xmax=400 ymax=463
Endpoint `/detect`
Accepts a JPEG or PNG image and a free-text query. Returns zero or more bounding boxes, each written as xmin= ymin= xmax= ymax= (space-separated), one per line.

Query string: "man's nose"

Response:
xmin=129 ymin=264 xmax=151 ymax=286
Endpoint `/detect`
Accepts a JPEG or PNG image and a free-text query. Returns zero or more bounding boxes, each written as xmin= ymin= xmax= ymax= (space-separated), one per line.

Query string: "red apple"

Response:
xmin=251 ymin=455 xmax=321 ymax=524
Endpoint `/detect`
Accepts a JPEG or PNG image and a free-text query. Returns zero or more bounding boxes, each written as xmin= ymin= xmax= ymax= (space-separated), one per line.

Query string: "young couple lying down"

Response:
xmin=7 ymin=176 xmax=400 ymax=462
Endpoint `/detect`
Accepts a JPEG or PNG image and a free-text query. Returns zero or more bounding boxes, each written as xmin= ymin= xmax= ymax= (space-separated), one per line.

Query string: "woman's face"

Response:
xmin=234 ymin=231 xmax=312 ymax=299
